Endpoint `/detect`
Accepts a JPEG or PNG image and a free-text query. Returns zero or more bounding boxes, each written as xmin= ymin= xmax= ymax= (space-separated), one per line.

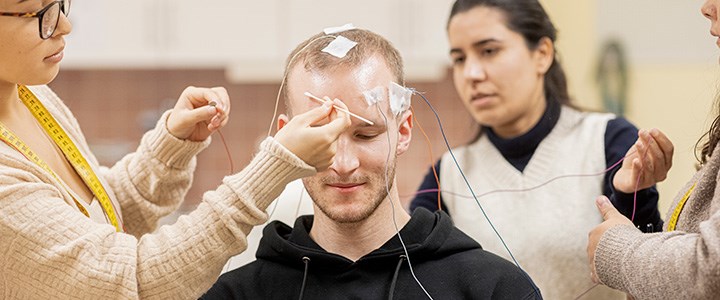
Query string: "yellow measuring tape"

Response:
xmin=0 ymin=86 xmax=123 ymax=232
xmin=0 ymin=124 xmax=92 ymax=218
xmin=667 ymin=182 xmax=696 ymax=231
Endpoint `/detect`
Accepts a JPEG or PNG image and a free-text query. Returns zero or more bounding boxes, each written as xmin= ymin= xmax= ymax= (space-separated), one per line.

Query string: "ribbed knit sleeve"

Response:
xmin=135 ymin=137 xmax=316 ymax=299
xmin=33 ymin=85 xmax=212 ymax=237
xmin=594 ymin=147 xmax=720 ymax=299
xmin=0 ymin=136 xmax=316 ymax=299
xmin=594 ymin=221 xmax=720 ymax=299
xmin=102 ymin=110 xmax=210 ymax=236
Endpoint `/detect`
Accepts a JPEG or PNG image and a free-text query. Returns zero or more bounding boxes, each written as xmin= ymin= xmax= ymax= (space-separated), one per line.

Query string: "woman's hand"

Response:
xmin=587 ymin=196 xmax=635 ymax=283
xmin=166 ymin=86 xmax=231 ymax=141
xmin=613 ymin=128 xmax=674 ymax=193
xmin=275 ymin=99 xmax=351 ymax=171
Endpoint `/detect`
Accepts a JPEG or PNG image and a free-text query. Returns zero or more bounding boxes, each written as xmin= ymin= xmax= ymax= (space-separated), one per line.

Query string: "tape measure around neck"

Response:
xmin=667 ymin=182 xmax=696 ymax=232
xmin=2 ymin=86 xmax=123 ymax=232
xmin=0 ymin=124 xmax=91 ymax=218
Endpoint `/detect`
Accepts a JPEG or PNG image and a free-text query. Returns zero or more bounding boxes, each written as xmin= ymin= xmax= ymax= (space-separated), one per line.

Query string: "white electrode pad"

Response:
xmin=321 ymin=36 xmax=358 ymax=58
xmin=323 ymin=23 xmax=356 ymax=34
xmin=389 ymin=82 xmax=411 ymax=116
xmin=362 ymin=86 xmax=385 ymax=107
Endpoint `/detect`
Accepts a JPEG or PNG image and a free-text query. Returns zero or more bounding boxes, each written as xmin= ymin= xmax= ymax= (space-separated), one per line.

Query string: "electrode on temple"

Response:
xmin=389 ymin=82 xmax=412 ymax=116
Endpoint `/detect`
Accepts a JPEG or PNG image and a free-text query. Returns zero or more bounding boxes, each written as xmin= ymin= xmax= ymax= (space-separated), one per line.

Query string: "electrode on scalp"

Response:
xmin=321 ymin=36 xmax=358 ymax=58
xmin=303 ymin=91 xmax=374 ymax=125
xmin=323 ymin=23 xmax=356 ymax=34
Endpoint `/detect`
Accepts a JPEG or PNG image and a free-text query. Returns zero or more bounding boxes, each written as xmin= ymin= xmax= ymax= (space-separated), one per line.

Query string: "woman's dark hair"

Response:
xmin=449 ymin=0 xmax=570 ymax=106
xmin=449 ymin=0 xmax=573 ymax=141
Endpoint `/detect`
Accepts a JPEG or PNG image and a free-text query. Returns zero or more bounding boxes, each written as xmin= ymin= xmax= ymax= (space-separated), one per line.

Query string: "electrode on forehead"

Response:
xmin=362 ymin=86 xmax=385 ymax=107
xmin=321 ymin=36 xmax=358 ymax=58
xmin=323 ymin=23 xmax=356 ymax=34
xmin=389 ymin=82 xmax=412 ymax=116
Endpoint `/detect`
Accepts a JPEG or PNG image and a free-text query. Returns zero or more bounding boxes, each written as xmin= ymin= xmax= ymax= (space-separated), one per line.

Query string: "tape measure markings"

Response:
xmin=0 ymin=86 xmax=123 ymax=232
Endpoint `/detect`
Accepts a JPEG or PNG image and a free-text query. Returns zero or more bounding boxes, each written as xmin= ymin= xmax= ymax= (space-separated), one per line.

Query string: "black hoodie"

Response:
xmin=202 ymin=208 xmax=542 ymax=300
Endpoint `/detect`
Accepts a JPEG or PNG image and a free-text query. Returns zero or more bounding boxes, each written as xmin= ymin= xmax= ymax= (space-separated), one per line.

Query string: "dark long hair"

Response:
xmin=449 ymin=0 xmax=573 ymax=141
xmin=696 ymin=95 xmax=720 ymax=165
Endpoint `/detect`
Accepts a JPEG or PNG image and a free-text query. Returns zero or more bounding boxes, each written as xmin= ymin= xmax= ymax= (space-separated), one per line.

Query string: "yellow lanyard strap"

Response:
xmin=3 ymin=86 xmax=123 ymax=232
xmin=667 ymin=182 xmax=696 ymax=232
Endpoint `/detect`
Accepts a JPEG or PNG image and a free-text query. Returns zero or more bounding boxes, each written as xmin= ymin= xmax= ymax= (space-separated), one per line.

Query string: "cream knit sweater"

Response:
xmin=595 ymin=140 xmax=720 ymax=299
xmin=0 ymin=86 xmax=316 ymax=299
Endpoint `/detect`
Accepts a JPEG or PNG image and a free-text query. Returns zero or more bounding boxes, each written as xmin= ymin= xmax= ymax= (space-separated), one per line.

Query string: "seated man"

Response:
xmin=202 ymin=28 xmax=541 ymax=300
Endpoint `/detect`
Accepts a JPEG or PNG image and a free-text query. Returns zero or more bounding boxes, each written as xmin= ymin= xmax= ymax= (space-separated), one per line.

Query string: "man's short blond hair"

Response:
xmin=282 ymin=29 xmax=405 ymax=110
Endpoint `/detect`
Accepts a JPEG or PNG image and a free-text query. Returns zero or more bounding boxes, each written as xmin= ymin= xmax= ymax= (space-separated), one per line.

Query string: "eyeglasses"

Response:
xmin=0 ymin=0 xmax=71 ymax=40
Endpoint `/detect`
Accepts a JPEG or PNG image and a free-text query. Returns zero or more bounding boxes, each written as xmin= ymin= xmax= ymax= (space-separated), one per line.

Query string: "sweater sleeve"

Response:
xmin=604 ymin=117 xmax=663 ymax=232
xmin=409 ymin=160 xmax=448 ymax=213
xmin=32 ymin=85 xmax=209 ymax=237
xmin=0 ymin=137 xmax=316 ymax=299
xmin=100 ymin=110 xmax=209 ymax=236
xmin=594 ymin=215 xmax=720 ymax=299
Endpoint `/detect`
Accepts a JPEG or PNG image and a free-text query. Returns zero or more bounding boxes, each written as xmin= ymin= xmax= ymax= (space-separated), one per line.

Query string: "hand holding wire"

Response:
xmin=167 ymin=86 xmax=231 ymax=141
xmin=612 ymin=128 xmax=674 ymax=193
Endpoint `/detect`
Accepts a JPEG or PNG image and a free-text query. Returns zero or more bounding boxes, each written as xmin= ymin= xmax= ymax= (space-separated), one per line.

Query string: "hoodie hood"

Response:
xmin=203 ymin=208 xmax=542 ymax=299
xmin=256 ymin=208 xmax=481 ymax=271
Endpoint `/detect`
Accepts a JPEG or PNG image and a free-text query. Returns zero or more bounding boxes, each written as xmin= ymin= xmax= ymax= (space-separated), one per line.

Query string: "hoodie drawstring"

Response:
xmin=298 ymin=256 xmax=311 ymax=300
xmin=387 ymin=255 xmax=406 ymax=300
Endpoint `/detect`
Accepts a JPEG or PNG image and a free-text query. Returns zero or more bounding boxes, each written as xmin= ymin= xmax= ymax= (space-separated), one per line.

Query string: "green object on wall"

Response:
xmin=596 ymin=39 xmax=629 ymax=116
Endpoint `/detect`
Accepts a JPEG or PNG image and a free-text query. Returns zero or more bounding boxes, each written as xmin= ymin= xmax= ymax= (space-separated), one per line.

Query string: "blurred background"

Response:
xmin=51 ymin=0 xmax=718 ymax=222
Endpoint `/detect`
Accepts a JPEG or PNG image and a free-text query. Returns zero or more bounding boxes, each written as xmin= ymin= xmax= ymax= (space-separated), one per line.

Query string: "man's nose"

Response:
xmin=328 ymin=137 xmax=360 ymax=175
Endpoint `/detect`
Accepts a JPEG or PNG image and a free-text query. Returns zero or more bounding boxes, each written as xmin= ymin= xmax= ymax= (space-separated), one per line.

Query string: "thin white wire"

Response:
xmin=294 ymin=186 xmax=305 ymax=219
xmin=377 ymin=104 xmax=434 ymax=300
xmin=268 ymin=195 xmax=281 ymax=219
xmin=264 ymin=36 xmax=428 ymax=298
xmin=413 ymin=90 xmax=542 ymax=297
xmin=266 ymin=35 xmax=336 ymax=137
xmin=267 ymin=35 xmax=336 ymax=217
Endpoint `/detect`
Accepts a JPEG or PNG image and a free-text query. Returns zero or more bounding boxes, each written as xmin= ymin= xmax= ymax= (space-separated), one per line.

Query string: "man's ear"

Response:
xmin=277 ymin=114 xmax=290 ymax=131
xmin=396 ymin=108 xmax=413 ymax=156
xmin=533 ymin=37 xmax=555 ymax=75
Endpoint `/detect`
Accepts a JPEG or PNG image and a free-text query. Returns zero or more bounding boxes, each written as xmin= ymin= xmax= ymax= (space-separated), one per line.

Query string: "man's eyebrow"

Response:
xmin=355 ymin=117 xmax=390 ymax=129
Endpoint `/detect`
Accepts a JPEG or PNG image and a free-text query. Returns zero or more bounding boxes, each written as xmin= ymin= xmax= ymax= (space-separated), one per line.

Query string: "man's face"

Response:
xmin=281 ymin=54 xmax=412 ymax=224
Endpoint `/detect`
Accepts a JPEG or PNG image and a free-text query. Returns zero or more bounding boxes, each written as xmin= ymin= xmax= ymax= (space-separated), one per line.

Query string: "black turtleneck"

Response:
xmin=485 ymin=97 xmax=561 ymax=172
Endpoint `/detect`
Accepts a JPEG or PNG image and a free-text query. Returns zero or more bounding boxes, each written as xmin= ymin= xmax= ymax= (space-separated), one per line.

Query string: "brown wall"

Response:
xmin=49 ymin=68 xmax=475 ymax=213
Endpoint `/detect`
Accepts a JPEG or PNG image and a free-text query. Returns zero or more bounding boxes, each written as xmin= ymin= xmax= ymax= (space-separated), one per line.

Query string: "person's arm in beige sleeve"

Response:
xmin=0 ymin=97 xmax=350 ymax=299
xmin=592 ymin=198 xmax=720 ymax=299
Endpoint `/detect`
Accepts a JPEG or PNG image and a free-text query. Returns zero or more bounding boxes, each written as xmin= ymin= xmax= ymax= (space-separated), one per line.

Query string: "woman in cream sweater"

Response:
xmin=0 ymin=1 xmax=350 ymax=298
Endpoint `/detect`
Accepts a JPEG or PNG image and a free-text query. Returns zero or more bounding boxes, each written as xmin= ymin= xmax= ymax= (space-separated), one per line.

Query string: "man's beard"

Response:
xmin=303 ymin=157 xmax=397 ymax=224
